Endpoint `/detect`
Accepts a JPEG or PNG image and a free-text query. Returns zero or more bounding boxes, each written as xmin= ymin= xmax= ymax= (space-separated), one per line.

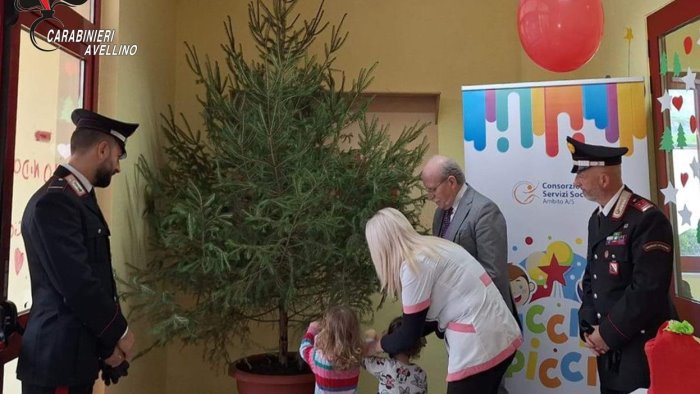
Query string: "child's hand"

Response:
xmin=364 ymin=328 xmax=377 ymax=342
xmin=362 ymin=334 xmax=383 ymax=356
xmin=309 ymin=321 xmax=321 ymax=332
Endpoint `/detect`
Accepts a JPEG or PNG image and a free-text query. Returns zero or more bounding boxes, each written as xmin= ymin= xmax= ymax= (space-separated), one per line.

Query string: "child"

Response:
xmin=299 ymin=305 xmax=363 ymax=393
xmin=363 ymin=316 xmax=428 ymax=394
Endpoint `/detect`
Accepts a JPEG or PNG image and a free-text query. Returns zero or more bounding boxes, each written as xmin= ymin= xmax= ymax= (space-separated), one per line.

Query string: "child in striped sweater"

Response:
xmin=300 ymin=305 xmax=363 ymax=394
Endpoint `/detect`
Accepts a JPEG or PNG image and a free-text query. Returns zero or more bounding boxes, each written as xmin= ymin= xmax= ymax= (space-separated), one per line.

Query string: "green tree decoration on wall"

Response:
xmin=660 ymin=126 xmax=675 ymax=151
xmin=676 ymin=123 xmax=688 ymax=148
xmin=673 ymin=52 xmax=682 ymax=77
xmin=661 ymin=51 xmax=668 ymax=76
xmin=123 ymin=0 xmax=428 ymax=371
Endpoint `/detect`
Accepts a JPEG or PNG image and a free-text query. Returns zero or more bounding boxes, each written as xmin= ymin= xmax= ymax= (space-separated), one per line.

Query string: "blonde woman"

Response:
xmin=364 ymin=208 xmax=522 ymax=394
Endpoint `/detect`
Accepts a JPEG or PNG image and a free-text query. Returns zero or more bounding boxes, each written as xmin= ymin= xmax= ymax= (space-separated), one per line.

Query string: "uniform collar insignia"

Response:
xmin=612 ymin=190 xmax=632 ymax=220
xmin=64 ymin=174 xmax=87 ymax=197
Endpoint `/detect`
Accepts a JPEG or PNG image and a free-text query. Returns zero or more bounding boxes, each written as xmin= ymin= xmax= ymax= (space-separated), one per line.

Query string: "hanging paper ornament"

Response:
xmin=682 ymin=68 xmax=697 ymax=90
xmin=672 ymin=96 xmax=684 ymax=111
xmin=691 ymin=157 xmax=700 ymax=179
xmin=678 ymin=205 xmax=692 ymax=226
xmin=658 ymin=91 xmax=672 ymax=112
xmin=660 ymin=183 xmax=678 ymax=205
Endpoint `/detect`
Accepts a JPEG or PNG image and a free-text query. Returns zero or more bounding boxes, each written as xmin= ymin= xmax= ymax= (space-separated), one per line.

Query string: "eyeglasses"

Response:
xmin=425 ymin=178 xmax=448 ymax=194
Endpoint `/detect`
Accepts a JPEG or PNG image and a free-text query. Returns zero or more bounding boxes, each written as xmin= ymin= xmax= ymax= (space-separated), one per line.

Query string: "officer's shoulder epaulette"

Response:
xmin=47 ymin=177 xmax=67 ymax=191
xmin=630 ymin=195 xmax=655 ymax=213
xmin=48 ymin=174 xmax=87 ymax=197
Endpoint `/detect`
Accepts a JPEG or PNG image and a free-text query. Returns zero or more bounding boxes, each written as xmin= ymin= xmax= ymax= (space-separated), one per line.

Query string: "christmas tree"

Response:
xmin=125 ymin=0 xmax=428 ymax=370
xmin=660 ymin=126 xmax=674 ymax=151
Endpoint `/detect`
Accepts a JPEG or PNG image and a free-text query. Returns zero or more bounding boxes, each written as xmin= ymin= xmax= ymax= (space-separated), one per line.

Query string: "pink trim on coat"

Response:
xmin=479 ymin=272 xmax=493 ymax=287
xmin=445 ymin=335 xmax=523 ymax=382
xmin=447 ymin=322 xmax=476 ymax=333
xmin=403 ymin=299 xmax=431 ymax=314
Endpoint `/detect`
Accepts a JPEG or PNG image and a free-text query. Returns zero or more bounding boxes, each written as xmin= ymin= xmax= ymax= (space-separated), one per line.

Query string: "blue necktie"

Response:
xmin=438 ymin=207 xmax=454 ymax=238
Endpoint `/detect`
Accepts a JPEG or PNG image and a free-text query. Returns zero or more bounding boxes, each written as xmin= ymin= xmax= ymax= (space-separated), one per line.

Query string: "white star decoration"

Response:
xmin=678 ymin=204 xmax=693 ymax=226
xmin=657 ymin=91 xmax=672 ymax=112
xmin=682 ymin=67 xmax=697 ymax=90
xmin=691 ymin=157 xmax=700 ymax=179
xmin=660 ymin=183 xmax=678 ymax=205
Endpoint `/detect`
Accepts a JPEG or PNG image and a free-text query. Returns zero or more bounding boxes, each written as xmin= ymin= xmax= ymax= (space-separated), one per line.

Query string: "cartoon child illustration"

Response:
xmin=508 ymin=263 xmax=536 ymax=307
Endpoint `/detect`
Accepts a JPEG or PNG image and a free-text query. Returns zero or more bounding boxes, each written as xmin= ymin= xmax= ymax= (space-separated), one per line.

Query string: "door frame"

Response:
xmin=647 ymin=0 xmax=700 ymax=327
xmin=0 ymin=2 xmax=101 ymax=390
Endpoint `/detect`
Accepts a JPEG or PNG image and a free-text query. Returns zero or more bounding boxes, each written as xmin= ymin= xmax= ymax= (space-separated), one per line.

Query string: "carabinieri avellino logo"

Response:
xmin=15 ymin=0 xmax=88 ymax=52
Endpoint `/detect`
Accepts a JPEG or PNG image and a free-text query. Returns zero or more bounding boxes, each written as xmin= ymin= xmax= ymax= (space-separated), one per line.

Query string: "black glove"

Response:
xmin=99 ymin=360 xmax=130 ymax=386
xmin=579 ymin=320 xmax=594 ymax=341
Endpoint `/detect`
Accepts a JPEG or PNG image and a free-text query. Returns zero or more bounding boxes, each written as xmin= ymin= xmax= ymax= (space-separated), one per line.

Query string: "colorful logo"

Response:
xmin=462 ymin=82 xmax=646 ymax=157
xmin=14 ymin=0 xmax=88 ymax=52
xmin=513 ymin=181 xmax=539 ymax=205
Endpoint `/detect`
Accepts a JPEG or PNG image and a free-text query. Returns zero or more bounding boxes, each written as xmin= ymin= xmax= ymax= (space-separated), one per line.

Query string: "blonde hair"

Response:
xmin=315 ymin=305 xmax=363 ymax=370
xmin=365 ymin=207 xmax=452 ymax=297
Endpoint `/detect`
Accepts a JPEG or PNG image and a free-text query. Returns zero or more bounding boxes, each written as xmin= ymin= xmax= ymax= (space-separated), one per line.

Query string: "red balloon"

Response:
xmin=518 ymin=0 xmax=605 ymax=72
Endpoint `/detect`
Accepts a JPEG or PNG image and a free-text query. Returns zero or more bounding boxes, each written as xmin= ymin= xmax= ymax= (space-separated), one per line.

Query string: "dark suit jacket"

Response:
xmin=17 ymin=166 xmax=127 ymax=387
xmin=578 ymin=187 xmax=676 ymax=391
xmin=432 ymin=184 xmax=514 ymax=314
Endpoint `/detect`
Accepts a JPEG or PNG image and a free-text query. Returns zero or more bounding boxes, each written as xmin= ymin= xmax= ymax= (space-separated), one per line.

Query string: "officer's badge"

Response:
xmin=609 ymin=262 xmax=620 ymax=276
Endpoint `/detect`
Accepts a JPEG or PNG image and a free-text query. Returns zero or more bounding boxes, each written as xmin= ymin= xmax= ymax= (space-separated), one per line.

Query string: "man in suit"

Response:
xmin=421 ymin=155 xmax=517 ymax=394
xmin=18 ymin=109 xmax=138 ymax=393
xmin=567 ymin=136 xmax=676 ymax=394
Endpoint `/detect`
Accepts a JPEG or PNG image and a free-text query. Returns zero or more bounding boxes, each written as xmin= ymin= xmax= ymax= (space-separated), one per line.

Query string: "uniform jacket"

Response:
xmin=18 ymin=166 xmax=127 ymax=387
xmin=432 ymin=184 xmax=514 ymax=314
xmin=578 ymin=187 xmax=676 ymax=391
